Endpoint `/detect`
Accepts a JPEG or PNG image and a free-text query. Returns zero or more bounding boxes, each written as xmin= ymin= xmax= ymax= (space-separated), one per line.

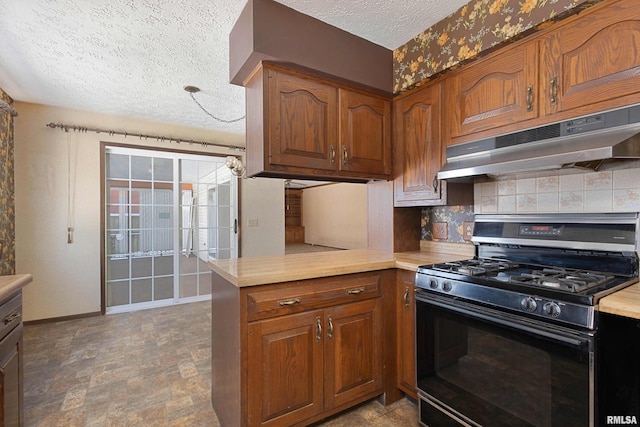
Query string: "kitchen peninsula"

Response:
xmin=208 ymin=247 xmax=472 ymax=427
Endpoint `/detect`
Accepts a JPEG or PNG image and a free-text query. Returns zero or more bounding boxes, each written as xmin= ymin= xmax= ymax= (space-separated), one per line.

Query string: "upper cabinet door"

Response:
xmin=541 ymin=0 xmax=640 ymax=116
xmin=338 ymin=89 xmax=392 ymax=176
xmin=393 ymin=82 xmax=443 ymax=205
xmin=447 ymin=42 xmax=539 ymax=142
xmin=267 ymin=68 xmax=338 ymax=171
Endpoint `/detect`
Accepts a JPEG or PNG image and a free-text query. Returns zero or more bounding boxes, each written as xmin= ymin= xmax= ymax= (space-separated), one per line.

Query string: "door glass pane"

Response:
xmin=179 ymin=158 xmax=237 ymax=299
xmin=131 ymin=156 xmax=152 ymax=180
xmin=154 ymin=157 xmax=173 ymax=181
xmin=107 ymin=154 xmax=129 ymax=179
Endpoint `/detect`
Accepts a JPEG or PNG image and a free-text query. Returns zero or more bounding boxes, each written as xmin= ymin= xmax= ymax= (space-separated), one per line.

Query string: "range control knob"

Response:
xmin=520 ymin=297 xmax=537 ymax=312
xmin=429 ymin=279 xmax=439 ymax=289
xmin=442 ymin=281 xmax=453 ymax=292
xmin=543 ymin=302 xmax=561 ymax=318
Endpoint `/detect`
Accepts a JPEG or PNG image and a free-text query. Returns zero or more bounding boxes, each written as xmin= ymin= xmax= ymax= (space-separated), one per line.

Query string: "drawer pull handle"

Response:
xmin=316 ymin=317 xmax=322 ymax=342
xmin=345 ymin=287 xmax=365 ymax=295
xmin=3 ymin=312 xmax=20 ymax=324
xmin=404 ymin=286 xmax=410 ymax=308
xmin=327 ymin=315 xmax=333 ymax=340
xmin=330 ymin=145 xmax=336 ymax=165
xmin=526 ymin=85 xmax=534 ymax=112
xmin=278 ymin=298 xmax=301 ymax=307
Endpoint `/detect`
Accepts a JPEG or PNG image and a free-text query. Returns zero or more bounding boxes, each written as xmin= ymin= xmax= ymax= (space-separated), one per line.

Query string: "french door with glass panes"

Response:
xmin=104 ymin=147 xmax=238 ymax=313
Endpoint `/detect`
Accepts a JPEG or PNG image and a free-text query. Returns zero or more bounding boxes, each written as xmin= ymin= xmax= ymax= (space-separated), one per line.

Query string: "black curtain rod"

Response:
xmin=45 ymin=122 xmax=245 ymax=152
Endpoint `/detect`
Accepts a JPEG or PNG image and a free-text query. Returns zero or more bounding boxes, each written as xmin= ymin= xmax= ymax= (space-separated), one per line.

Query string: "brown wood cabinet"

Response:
xmin=393 ymin=82 xmax=443 ymax=205
xmin=396 ymin=270 xmax=417 ymax=399
xmin=339 ymin=89 xmax=391 ymax=176
xmin=540 ymin=0 xmax=640 ymax=117
xmin=445 ymin=0 xmax=640 ymax=146
xmin=212 ymin=270 xmax=396 ymax=427
xmin=393 ymin=81 xmax=473 ymax=206
xmin=247 ymin=310 xmax=324 ymax=426
xmin=245 ymin=63 xmax=391 ymax=181
xmin=446 ymin=42 xmax=539 ymax=143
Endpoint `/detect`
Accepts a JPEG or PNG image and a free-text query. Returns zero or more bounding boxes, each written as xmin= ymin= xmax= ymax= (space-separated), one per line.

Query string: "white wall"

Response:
xmin=302 ymin=183 xmax=367 ymax=249
xmin=240 ymin=178 xmax=285 ymax=257
xmin=13 ymin=102 xmax=282 ymax=321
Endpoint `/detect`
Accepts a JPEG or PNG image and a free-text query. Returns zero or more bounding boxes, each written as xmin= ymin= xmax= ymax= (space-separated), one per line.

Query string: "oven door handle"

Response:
xmin=420 ymin=296 xmax=592 ymax=348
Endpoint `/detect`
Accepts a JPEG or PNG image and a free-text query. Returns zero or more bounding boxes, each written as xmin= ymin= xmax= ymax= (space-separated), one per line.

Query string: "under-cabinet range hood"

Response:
xmin=438 ymin=105 xmax=640 ymax=181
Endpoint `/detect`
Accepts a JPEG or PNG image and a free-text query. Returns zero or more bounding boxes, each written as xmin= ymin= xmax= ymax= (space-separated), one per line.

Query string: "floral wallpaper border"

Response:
xmin=393 ymin=0 xmax=604 ymax=93
xmin=0 ymin=88 xmax=15 ymax=275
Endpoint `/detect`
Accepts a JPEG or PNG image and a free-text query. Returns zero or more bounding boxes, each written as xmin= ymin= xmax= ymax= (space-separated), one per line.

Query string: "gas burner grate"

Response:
xmin=508 ymin=268 xmax=614 ymax=292
xmin=433 ymin=259 xmax=519 ymax=276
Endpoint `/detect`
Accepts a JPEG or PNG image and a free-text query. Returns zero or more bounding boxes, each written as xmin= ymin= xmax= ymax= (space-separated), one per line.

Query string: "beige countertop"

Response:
xmin=599 ymin=283 xmax=640 ymax=319
xmin=209 ymin=245 xmax=640 ymax=319
xmin=209 ymin=243 xmax=474 ymax=287
xmin=0 ymin=274 xmax=32 ymax=301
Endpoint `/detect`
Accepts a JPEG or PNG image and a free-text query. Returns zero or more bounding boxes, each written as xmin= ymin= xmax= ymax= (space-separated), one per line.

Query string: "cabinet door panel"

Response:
xmin=542 ymin=0 xmax=640 ymax=115
xmin=339 ymin=90 xmax=391 ymax=175
xmin=324 ymin=299 xmax=382 ymax=409
xmin=268 ymin=70 xmax=338 ymax=171
xmin=247 ymin=310 xmax=324 ymax=427
xmin=394 ymin=83 xmax=443 ymax=205
xmin=396 ymin=270 xmax=417 ymax=398
xmin=449 ymin=43 xmax=538 ymax=140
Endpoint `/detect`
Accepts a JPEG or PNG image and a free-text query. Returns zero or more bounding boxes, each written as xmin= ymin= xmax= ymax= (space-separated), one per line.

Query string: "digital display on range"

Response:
xmin=519 ymin=224 xmax=562 ymax=236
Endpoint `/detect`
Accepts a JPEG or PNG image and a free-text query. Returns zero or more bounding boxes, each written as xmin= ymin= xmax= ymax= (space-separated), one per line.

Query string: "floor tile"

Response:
xmin=24 ymin=301 xmax=417 ymax=426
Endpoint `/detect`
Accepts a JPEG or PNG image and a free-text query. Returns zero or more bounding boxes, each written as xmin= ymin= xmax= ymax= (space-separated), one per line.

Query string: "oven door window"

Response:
xmin=416 ymin=300 xmax=591 ymax=427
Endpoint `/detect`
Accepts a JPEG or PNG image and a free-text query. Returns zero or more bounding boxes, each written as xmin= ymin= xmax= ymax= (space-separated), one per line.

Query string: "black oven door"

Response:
xmin=416 ymin=292 xmax=595 ymax=427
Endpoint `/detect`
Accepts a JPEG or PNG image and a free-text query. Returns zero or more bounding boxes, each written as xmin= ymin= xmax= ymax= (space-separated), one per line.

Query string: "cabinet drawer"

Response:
xmin=246 ymin=272 xmax=381 ymax=322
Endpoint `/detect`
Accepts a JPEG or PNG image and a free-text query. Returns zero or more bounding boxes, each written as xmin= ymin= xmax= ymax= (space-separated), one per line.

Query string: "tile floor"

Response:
xmin=23 ymin=300 xmax=417 ymax=426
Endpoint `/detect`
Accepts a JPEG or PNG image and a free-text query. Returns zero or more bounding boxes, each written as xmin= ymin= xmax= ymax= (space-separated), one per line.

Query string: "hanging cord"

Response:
xmin=67 ymin=131 xmax=78 ymax=244
xmin=183 ymin=85 xmax=245 ymax=124
xmin=188 ymin=91 xmax=246 ymax=124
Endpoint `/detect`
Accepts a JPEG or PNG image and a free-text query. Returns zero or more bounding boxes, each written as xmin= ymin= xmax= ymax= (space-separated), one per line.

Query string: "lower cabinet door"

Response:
xmin=397 ymin=270 xmax=417 ymax=398
xmin=247 ymin=310 xmax=324 ymax=427
xmin=324 ymin=299 xmax=382 ymax=409
xmin=0 ymin=324 xmax=23 ymax=427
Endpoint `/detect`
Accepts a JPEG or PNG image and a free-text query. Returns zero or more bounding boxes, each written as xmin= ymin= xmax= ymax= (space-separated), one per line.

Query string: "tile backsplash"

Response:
xmin=421 ymin=166 xmax=639 ymax=245
xmin=475 ymin=167 xmax=640 ymax=214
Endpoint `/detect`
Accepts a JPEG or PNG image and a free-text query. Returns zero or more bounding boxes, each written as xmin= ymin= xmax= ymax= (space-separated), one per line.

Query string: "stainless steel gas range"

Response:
xmin=414 ymin=213 xmax=640 ymax=427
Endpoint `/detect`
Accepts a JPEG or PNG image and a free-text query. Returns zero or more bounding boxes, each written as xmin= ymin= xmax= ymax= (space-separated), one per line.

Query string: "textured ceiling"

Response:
xmin=0 ymin=0 xmax=469 ymax=137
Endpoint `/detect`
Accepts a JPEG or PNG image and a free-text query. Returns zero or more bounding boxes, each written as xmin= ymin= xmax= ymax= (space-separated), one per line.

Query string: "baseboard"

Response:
xmin=24 ymin=311 xmax=102 ymax=326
